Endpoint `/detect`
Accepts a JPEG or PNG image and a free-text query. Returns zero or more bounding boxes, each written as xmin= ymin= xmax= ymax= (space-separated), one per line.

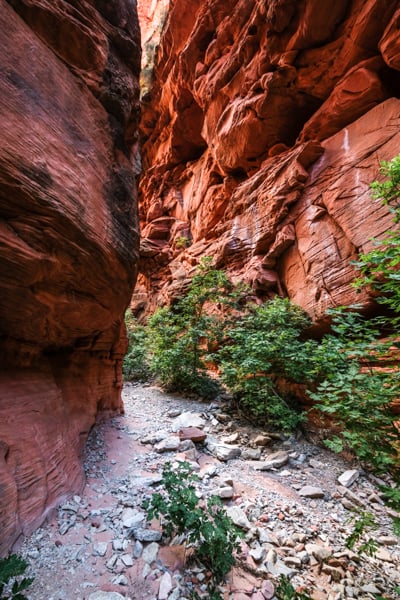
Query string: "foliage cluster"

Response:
xmin=123 ymin=313 xmax=150 ymax=381
xmin=0 ymin=554 xmax=33 ymax=600
xmin=124 ymin=156 xmax=400 ymax=477
xmin=143 ymin=461 xmax=244 ymax=598
xmin=216 ymin=298 xmax=318 ymax=430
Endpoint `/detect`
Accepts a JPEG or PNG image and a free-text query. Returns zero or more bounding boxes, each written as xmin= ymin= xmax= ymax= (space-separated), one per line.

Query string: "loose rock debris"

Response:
xmin=20 ymin=383 xmax=400 ymax=599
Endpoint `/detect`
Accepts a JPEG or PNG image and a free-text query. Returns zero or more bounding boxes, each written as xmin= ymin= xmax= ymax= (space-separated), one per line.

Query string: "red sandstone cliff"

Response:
xmin=135 ymin=0 xmax=400 ymax=321
xmin=0 ymin=0 xmax=140 ymax=554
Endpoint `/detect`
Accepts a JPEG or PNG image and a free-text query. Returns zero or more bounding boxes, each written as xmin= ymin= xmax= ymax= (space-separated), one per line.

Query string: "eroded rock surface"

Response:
xmin=135 ymin=0 xmax=400 ymax=321
xmin=0 ymin=0 xmax=140 ymax=553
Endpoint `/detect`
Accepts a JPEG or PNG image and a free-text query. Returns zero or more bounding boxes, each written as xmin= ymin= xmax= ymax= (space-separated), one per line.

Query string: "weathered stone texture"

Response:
xmin=135 ymin=0 xmax=400 ymax=320
xmin=0 ymin=0 xmax=140 ymax=553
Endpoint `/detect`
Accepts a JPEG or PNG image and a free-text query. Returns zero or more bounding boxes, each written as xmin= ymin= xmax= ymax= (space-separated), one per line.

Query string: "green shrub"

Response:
xmin=307 ymin=157 xmax=400 ymax=480
xmin=123 ymin=313 xmax=150 ymax=381
xmin=146 ymin=257 xmax=243 ymax=398
xmin=143 ymin=462 xmax=244 ymax=598
xmin=0 ymin=554 xmax=34 ymax=600
xmin=353 ymin=154 xmax=400 ymax=316
xmin=217 ymin=298 xmax=318 ymax=430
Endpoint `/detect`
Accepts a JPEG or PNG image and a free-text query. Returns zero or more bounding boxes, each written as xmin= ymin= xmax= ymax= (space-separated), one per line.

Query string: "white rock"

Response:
xmin=337 ymin=469 xmax=359 ymax=488
xmin=92 ymin=542 xmax=108 ymax=557
xmin=249 ymin=546 xmax=266 ymax=562
xmin=226 ymin=506 xmax=251 ymax=530
xmin=142 ymin=542 xmax=160 ymax=564
xmin=361 ymin=583 xmax=382 ymax=594
xmin=158 ymin=571 xmax=173 ymax=599
xmin=122 ymin=508 xmax=145 ymax=529
xmin=171 ymin=412 xmax=205 ymax=431
xmin=206 ymin=439 xmax=241 ymax=461
xmin=211 ymin=486 xmax=234 ymax=499
xmin=120 ymin=553 xmax=134 ymax=567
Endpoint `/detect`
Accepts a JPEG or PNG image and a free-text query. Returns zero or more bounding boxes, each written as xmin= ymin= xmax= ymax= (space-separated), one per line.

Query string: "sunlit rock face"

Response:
xmin=0 ymin=0 xmax=140 ymax=554
xmin=135 ymin=0 xmax=400 ymax=321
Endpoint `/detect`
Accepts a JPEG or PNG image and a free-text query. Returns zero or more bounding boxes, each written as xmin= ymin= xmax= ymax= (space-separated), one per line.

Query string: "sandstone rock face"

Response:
xmin=135 ymin=0 xmax=400 ymax=321
xmin=0 ymin=0 xmax=140 ymax=554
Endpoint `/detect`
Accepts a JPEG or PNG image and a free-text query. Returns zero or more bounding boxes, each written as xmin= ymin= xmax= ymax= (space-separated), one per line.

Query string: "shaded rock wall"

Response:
xmin=0 ymin=0 xmax=140 ymax=554
xmin=135 ymin=0 xmax=400 ymax=321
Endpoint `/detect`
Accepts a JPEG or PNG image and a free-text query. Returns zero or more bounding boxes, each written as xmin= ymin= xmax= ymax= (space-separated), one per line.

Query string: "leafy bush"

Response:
xmin=0 ymin=554 xmax=33 ymax=600
xmin=353 ymin=154 xmax=400 ymax=316
xmin=217 ymin=298 xmax=318 ymax=430
xmin=123 ymin=312 xmax=150 ymax=381
xmin=146 ymin=257 xmax=242 ymax=398
xmin=308 ymin=157 xmax=400 ymax=480
xmin=143 ymin=462 xmax=243 ymax=597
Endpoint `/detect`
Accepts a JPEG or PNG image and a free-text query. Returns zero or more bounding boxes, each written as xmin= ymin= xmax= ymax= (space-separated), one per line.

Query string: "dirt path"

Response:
xmin=20 ymin=383 xmax=400 ymax=600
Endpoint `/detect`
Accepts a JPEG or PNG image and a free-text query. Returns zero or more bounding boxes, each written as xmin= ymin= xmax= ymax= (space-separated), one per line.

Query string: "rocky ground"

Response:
xmin=18 ymin=382 xmax=400 ymax=600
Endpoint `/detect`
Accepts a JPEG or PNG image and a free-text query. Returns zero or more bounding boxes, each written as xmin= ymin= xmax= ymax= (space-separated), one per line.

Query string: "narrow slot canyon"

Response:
xmin=0 ymin=0 xmax=399 ymax=598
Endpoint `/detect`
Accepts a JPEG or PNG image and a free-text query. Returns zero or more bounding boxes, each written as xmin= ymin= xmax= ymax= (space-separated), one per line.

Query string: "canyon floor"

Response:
xmin=20 ymin=382 xmax=400 ymax=600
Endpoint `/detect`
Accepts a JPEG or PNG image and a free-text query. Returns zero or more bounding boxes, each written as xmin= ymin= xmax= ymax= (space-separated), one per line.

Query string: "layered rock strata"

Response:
xmin=136 ymin=0 xmax=400 ymax=321
xmin=0 ymin=0 xmax=140 ymax=553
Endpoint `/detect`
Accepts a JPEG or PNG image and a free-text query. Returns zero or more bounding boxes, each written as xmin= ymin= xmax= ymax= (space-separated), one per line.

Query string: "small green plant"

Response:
xmin=0 ymin=554 xmax=34 ymax=600
xmin=143 ymin=462 xmax=244 ymax=598
xmin=275 ymin=575 xmax=312 ymax=600
xmin=344 ymin=509 xmax=378 ymax=556
xmin=175 ymin=235 xmax=191 ymax=249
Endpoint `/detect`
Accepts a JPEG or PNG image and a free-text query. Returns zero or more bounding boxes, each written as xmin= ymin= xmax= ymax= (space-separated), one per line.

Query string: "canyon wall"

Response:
xmin=0 ymin=0 xmax=140 ymax=554
xmin=136 ymin=0 xmax=400 ymax=322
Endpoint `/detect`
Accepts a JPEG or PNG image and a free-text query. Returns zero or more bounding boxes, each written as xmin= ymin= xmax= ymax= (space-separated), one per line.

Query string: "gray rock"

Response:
xmin=132 ymin=540 xmax=143 ymax=558
xmin=241 ymin=447 xmax=262 ymax=460
xmin=337 ymin=469 xmax=359 ymax=488
xmin=142 ymin=542 xmax=160 ymax=564
xmin=92 ymin=542 xmax=108 ymax=557
xmin=265 ymin=558 xmax=296 ymax=578
xmin=249 ymin=546 xmax=266 ymax=562
xmin=167 ymin=409 xmax=182 ymax=418
xmin=226 ymin=506 xmax=252 ymax=530
xmin=298 ymin=485 xmax=325 ymax=499
xmin=133 ymin=528 xmax=162 ymax=542
xmin=171 ymin=412 xmax=205 ymax=431
xmin=254 ymin=451 xmax=289 ymax=470
xmin=154 ymin=436 xmax=181 ymax=452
